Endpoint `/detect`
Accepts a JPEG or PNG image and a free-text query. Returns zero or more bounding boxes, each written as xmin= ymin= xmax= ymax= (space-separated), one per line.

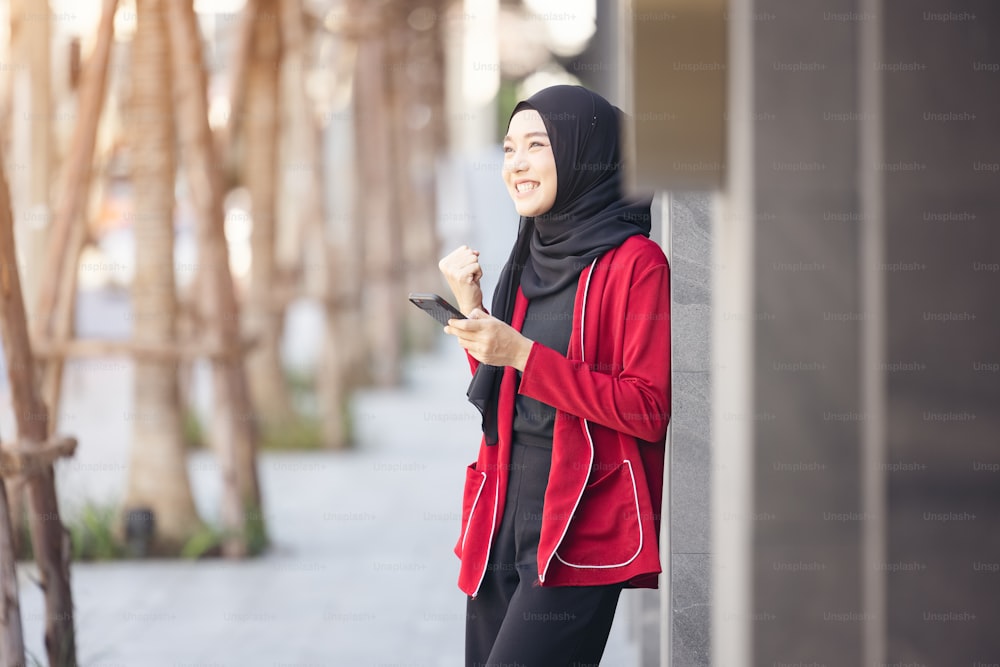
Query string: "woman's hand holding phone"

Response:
xmin=438 ymin=245 xmax=484 ymax=316
xmin=444 ymin=309 xmax=533 ymax=372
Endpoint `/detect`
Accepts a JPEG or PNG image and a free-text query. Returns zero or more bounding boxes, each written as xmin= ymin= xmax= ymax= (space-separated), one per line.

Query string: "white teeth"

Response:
xmin=516 ymin=182 xmax=538 ymax=193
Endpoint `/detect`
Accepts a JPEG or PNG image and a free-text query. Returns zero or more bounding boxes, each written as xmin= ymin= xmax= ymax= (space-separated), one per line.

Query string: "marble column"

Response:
xmin=667 ymin=192 xmax=713 ymax=666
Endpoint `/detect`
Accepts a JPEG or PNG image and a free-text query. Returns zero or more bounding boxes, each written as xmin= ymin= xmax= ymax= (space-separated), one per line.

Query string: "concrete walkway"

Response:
xmin=15 ymin=336 xmax=638 ymax=666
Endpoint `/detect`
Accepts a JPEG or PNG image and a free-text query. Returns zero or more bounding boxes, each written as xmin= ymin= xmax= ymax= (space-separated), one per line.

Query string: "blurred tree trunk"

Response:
xmin=275 ymin=0 xmax=313 ymax=284
xmin=6 ymin=0 xmax=54 ymax=558
xmin=243 ymin=0 xmax=294 ymax=430
xmin=166 ymin=0 xmax=265 ymax=556
xmin=13 ymin=0 xmax=119 ymax=559
xmin=350 ymin=1 xmax=403 ymax=387
xmin=389 ymin=2 xmax=445 ymax=351
xmin=0 ymin=13 xmax=9 ymax=149
xmin=179 ymin=0 xmax=258 ymax=436
xmin=414 ymin=0 xmax=448 ymax=276
xmin=215 ymin=0 xmax=257 ymax=175
xmin=8 ymin=0 xmax=52 ymax=322
xmin=278 ymin=0 xmax=349 ymax=448
xmin=6 ymin=0 xmax=52 ymax=568
xmin=0 ymin=461 xmax=26 ymax=667
xmin=0 ymin=149 xmax=76 ymax=667
xmin=33 ymin=0 xmax=118 ymax=419
xmin=125 ymin=0 xmax=203 ymax=553
xmin=425 ymin=1 xmax=449 ymax=156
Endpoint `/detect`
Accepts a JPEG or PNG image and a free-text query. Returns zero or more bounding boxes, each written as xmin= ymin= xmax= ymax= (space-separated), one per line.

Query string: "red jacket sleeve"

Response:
xmin=516 ymin=263 xmax=670 ymax=442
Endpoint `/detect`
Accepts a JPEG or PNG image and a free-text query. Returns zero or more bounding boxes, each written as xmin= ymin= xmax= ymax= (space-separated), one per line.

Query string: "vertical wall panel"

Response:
xmin=750 ymin=1 xmax=865 ymax=665
xmin=881 ymin=1 xmax=1000 ymax=663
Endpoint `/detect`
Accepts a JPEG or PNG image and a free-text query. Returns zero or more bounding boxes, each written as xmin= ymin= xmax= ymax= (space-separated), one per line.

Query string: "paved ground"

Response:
xmin=13 ymin=335 xmax=638 ymax=666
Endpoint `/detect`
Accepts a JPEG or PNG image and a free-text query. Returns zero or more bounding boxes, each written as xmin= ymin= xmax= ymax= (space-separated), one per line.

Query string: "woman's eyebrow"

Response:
xmin=502 ymin=131 xmax=550 ymax=142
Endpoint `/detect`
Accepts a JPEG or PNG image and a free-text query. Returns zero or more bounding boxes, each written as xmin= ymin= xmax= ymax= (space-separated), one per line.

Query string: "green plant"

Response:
xmin=67 ymin=502 xmax=126 ymax=561
xmin=259 ymin=415 xmax=324 ymax=450
xmin=180 ymin=524 xmax=224 ymax=559
xmin=284 ymin=367 xmax=315 ymax=395
xmin=245 ymin=507 xmax=269 ymax=556
xmin=182 ymin=408 xmax=206 ymax=449
xmin=180 ymin=513 xmax=268 ymax=558
xmin=16 ymin=505 xmax=34 ymax=560
xmin=341 ymin=397 xmax=357 ymax=447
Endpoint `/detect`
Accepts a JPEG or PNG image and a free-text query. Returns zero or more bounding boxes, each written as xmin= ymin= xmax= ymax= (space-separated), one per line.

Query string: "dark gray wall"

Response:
xmin=881 ymin=1 xmax=1000 ymax=662
xmin=751 ymin=1 xmax=865 ymax=664
xmin=626 ymin=0 xmax=1000 ymax=663
xmin=741 ymin=0 xmax=1000 ymax=664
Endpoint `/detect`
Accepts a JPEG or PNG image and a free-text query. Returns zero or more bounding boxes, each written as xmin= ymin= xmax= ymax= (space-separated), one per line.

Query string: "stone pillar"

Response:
xmin=626 ymin=0 xmax=726 ymax=664
xmin=667 ymin=192 xmax=713 ymax=666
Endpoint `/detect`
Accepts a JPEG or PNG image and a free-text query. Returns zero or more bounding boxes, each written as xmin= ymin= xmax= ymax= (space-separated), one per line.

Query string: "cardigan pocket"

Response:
xmin=554 ymin=460 xmax=643 ymax=569
xmin=455 ymin=462 xmax=487 ymax=558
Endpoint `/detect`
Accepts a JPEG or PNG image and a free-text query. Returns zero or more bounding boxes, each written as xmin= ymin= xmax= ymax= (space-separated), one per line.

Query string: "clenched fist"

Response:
xmin=444 ymin=309 xmax=534 ymax=371
xmin=438 ymin=245 xmax=484 ymax=316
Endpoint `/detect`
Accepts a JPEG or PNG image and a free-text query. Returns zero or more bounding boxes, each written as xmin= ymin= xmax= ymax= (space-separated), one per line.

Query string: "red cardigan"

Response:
xmin=455 ymin=235 xmax=670 ymax=596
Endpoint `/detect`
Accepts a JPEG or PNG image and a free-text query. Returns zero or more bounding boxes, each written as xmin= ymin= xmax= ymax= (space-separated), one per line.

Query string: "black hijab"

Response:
xmin=467 ymin=85 xmax=652 ymax=445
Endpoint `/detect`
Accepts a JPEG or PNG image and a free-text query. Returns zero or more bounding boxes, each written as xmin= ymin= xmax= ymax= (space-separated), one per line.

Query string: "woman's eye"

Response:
xmin=503 ymin=145 xmax=514 ymax=154
xmin=530 ymin=141 xmax=546 ymax=149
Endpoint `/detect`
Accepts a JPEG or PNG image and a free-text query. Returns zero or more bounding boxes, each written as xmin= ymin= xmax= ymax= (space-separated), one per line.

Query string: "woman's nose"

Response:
xmin=507 ymin=157 xmax=528 ymax=172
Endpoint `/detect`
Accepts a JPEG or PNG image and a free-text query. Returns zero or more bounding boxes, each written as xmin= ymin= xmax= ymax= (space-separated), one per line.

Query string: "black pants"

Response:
xmin=465 ymin=442 xmax=623 ymax=667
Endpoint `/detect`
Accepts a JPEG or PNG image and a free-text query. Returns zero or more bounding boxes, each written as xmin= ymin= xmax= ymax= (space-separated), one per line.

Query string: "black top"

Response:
xmin=512 ymin=278 xmax=578 ymax=448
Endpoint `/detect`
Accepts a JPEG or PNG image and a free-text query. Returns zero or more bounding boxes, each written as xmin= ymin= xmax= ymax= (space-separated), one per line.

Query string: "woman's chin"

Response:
xmin=513 ymin=202 xmax=552 ymax=218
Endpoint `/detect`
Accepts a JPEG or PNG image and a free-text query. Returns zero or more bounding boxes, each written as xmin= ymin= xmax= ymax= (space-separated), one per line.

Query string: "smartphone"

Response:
xmin=408 ymin=293 xmax=467 ymax=326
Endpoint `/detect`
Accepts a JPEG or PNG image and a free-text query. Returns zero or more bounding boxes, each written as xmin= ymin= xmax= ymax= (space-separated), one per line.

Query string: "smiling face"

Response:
xmin=503 ymin=109 xmax=558 ymax=217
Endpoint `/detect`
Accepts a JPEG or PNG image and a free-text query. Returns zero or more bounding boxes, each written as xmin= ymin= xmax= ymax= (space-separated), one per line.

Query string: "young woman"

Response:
xmin=440 ymin=84 xmax=670 ymax=667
